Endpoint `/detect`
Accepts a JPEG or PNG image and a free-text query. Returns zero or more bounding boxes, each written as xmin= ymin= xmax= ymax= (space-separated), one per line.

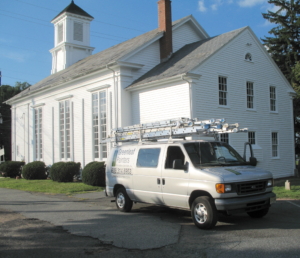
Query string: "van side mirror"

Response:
xmin=244 ymin=142 xmax=257 ymax=166
xmin=173 ymin=159 xmax=188 ymax=170
xmin=249 ymin=157 xmax=257 ymax=166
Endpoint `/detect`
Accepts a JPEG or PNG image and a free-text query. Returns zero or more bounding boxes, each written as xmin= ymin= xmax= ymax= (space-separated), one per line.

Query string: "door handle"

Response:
xmin=157 ymin=178 xmax=161 ymax=184
xmin=162 ymin=179 xmax=165 ymax=185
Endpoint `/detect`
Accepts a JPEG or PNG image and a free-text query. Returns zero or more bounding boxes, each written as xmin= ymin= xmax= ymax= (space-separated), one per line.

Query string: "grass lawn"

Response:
xmin=273 ymin=185 xmax=300 ymax=199
xmin=0 ymin=178 xmax=104 ymax=195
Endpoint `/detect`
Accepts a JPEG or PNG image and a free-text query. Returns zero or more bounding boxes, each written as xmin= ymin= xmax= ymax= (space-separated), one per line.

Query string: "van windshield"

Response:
xmin=184 ymin=142 xmax=246 ymax=167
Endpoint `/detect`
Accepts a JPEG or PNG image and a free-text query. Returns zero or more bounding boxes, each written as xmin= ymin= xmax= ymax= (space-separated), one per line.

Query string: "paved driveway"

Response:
xmin=1 ymin=188 xmax=300 ymax=257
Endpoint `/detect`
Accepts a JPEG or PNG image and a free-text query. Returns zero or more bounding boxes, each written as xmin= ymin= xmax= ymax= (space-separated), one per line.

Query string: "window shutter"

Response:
xmin=74 ymin=22 xmax=83 ymax=41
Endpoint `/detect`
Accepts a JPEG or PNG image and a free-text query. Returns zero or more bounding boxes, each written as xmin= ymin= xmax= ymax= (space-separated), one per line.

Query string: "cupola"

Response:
xmin=49 ymin=0 xmax=95 ymax=74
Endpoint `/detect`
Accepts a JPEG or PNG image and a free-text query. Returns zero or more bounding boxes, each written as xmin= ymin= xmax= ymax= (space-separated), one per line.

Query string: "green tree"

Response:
xmin=262 ymin=0 xmax=300 ymax=83
xmin=293 ymin=62 xmax=300 ymax=153
xmin=0 ymin=82 xmax=31 ymax=161
xmin=0 ymin=81 xmax=30 ymax=102
xmin=262 ymin=0 xmax=300 ymax=154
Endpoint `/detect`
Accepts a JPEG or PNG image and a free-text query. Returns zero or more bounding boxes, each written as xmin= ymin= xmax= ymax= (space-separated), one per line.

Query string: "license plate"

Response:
xmin=270 ymin=196 xmax=276 ymax=204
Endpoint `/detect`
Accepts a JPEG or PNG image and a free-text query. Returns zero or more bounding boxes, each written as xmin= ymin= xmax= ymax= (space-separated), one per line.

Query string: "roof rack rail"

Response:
xmin=102 ymin=117 xmax=247 ymax=144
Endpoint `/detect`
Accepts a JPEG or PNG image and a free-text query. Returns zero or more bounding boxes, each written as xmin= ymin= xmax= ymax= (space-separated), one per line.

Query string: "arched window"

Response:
xmin=245 ymin=53 xmax=252 ymax=62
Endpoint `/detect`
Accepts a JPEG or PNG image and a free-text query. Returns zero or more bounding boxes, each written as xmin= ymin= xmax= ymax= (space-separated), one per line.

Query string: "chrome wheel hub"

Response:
xmin=194 ymin=203 xmax=207 ymax=224
xmin=117 ymin=193 xmax=125 ymax=209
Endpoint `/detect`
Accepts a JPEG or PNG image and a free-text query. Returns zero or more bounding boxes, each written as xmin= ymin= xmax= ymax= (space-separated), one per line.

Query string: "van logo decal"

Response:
xmin=225 ymin=169 xmax=241 ymax=175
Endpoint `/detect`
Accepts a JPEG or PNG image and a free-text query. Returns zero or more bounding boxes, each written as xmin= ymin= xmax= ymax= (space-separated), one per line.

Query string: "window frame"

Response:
xmin=34 ymin=107 xmax=43 ymax=161
xmin=57 ymin=22 xmax=64 ymax=44
xmin=218 ymin=76 xmax=228 ymax=106
xmin=246 ymin=81 xmax=255 ymax=110
xmin=92 ymin=90 xmax=108 ymax=161
xmin=59 ymin=99 xmax=72 ymax=160
xmin=220 ymin=133 xmax=229 ymax=144
xmin=270 ymin=86 xmax=277 ymax=112
xmin=271 ymin=132 xmax=279 ymax=158
xmin=248 ymin=131 xmax=256 ymax=145
xmin=73 ymin=21 xmax=83 ymax=42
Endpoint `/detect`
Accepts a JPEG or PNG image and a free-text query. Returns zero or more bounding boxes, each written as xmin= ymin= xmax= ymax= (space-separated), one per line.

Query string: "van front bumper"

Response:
xmin=215 ymin=192 xmax=276 ymax=215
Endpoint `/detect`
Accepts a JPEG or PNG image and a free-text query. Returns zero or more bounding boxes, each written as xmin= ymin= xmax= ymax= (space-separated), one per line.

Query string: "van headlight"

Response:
xmin=267 ymin=179 xmax=273 ymax=187
xmin=216 ymin=184 xmax=232 ymax=193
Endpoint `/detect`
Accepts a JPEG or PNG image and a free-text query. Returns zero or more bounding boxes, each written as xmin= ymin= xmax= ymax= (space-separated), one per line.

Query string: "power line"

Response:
xmin=0 ymin=13 xmax=52 ymax=28
xmin=2 ymin=75 xmax=37 ymax=85
xmin=1 ymin=32 xmax=51 ymax=44
xmin=0 ymin=43 xmax=49 ymax=55
xmin=11 ymin=0 xmax=148 ymax=33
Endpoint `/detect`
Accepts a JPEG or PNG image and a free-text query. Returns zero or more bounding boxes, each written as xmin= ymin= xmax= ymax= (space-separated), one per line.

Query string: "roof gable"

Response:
xmin=127 ymin=27 xmax=246 ymax=89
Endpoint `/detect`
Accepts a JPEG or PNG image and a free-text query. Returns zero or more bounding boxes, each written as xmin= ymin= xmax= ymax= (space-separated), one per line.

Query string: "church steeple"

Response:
xmin=50 ymin=1 xmax=94 ymax=74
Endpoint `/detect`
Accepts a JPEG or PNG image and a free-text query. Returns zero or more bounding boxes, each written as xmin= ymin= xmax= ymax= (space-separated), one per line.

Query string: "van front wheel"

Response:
xmin=191 ymin=196 xmax=218 ymax=229
xmin=116 ymin=188 xmax=133 ymax=212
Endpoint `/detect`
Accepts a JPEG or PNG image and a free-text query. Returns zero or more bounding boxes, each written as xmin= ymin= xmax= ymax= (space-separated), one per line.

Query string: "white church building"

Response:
xmin=6 ymin=0 xmax=296 ymax=178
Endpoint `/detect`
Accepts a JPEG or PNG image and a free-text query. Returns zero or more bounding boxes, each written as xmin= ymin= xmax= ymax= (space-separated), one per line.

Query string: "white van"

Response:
xmin=104 ymin=118 xmax=276 ymax=229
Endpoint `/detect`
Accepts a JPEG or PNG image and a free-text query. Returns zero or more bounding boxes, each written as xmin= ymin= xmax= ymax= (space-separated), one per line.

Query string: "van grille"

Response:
xmin=236 ymin=180 xmax=266 ymax=195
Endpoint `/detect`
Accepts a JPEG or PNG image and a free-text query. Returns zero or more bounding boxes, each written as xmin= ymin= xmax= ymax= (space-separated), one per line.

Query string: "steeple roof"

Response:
xmin=51 ymin=0 xmax=93 ymax=21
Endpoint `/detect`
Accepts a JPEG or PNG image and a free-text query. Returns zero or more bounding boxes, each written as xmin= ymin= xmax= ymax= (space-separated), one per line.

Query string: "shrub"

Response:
xmin=82 ymin=161 xmax=105 ymax=186
xmin=0 ymin=161 xmax=25 ymax=178
xmin=50 ymin=162 xmax=81 ymax=182
xmin=22 ymin=161 xmax=47 ymax=180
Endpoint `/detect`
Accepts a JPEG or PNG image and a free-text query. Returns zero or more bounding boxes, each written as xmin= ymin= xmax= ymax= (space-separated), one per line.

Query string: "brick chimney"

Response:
xmin=158 ymin=0 xmax=173 ymax=62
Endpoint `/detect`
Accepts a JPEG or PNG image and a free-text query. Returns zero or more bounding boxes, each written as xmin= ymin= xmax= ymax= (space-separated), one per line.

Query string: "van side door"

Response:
xmin=161 ymin=145 xmax=190 ymax=209
xmin=132 ymin=147 xmax=164 ymax=205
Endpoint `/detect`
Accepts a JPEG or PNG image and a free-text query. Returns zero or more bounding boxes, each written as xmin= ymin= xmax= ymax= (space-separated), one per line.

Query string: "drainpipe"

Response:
xmin=181 ymin=74 xmax=193 ymax=119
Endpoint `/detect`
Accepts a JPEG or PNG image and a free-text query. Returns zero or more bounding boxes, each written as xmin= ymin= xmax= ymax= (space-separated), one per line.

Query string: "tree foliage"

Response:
xmin=262 ymin=0 xmax=300 ymax=153
xmin=0 ymin=81 xmax=31 ymax=102
xmin=293 ymin=62 xmax=300 ymax=152
xmin=262 ymin=0 xmax=300 ymax=83
xmin=0 ymin=81 xmax=31 ymax=161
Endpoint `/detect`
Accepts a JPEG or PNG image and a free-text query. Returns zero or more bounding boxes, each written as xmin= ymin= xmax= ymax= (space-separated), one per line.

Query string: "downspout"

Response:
xmin=181 ymin=74 xmax=193 ymax=119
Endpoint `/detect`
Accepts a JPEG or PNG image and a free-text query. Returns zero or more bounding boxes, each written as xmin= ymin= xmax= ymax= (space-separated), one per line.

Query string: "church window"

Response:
xmin=57 ymin=23 xmax=64 ymax=43
xmin=270 ymin=86 xmax=276 ymax=112
xmin=219 ymin=76 xmax=227 ymax=106
xmin=59 ymin=100 xmax=71 ymax=159
xmin=74 ymin=22 xmax=83 ymax=42
xmin=34 ymin=108 xmax=43 ymax=160
xmin=246 ymin=81 xmax=254 ymax=109
xmin=92 ymin=91 xmax=107 ymax=160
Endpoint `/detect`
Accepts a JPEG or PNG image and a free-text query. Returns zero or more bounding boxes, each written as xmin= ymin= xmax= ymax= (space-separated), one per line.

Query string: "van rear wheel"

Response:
xmin=116 ymin=188 xmax=133 ymax=212
xmin=191 ymin=196 xmax=218 ymax=229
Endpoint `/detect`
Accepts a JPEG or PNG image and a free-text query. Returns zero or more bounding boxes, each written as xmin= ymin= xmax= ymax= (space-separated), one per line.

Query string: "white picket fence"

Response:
xmin=0 ymin=146 xmax=4 ymax=164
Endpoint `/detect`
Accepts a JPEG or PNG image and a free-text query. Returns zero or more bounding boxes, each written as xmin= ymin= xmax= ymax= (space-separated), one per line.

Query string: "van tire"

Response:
xmin=191 ymin=196 xmax=218 ymax=229
xmin=115 ymin=188 xmax=133 ymax=212
xmin=247 ymin=208 xmax=269 ymax=218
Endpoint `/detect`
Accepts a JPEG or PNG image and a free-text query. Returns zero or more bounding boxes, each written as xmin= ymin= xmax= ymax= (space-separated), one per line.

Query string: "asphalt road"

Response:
xmin=1 ymin=188 xmax=300 ymax=258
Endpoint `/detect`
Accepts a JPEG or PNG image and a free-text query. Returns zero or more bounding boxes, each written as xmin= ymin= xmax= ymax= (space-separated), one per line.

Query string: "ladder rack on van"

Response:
xmin=103 ymin=117 xmax=248 ymax=144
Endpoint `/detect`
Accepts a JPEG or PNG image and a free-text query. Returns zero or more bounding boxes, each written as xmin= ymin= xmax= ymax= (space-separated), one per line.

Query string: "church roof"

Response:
xmin=127 ymin=27 xmax=247 ymax=89
xmin=52 ymin=0 xmax=93 ymax=21
xmin=7 ymin=16 xmax=189 ymax=102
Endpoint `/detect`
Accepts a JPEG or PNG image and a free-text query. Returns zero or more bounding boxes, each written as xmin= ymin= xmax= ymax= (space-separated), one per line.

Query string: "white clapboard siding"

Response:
xmin=192 ymin=29 xmax=294 ymax=178
xmin=173 ymin=22 xmax=202 ymax=52
xmin=131 ymin=82 xmax=190 ymax=124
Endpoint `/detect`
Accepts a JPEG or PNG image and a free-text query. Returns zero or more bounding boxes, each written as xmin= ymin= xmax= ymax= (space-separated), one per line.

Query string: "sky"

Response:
xmin=0 ymin=0 xmax=279 ymax=87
